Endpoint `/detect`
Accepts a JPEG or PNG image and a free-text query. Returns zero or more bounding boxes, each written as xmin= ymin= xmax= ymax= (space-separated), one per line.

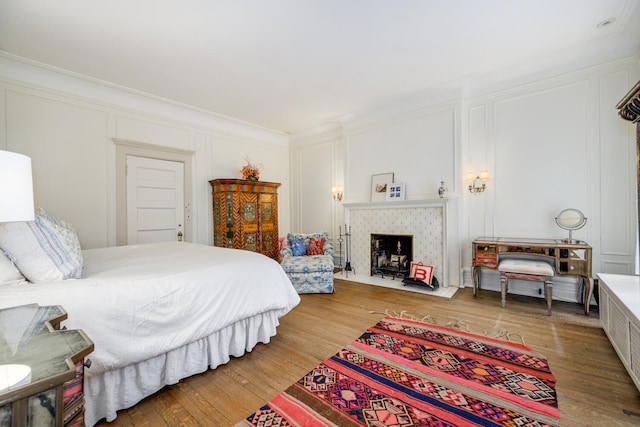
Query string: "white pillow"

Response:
xmin=0 ymin=251 xmax=25 ymax=285
xmin=0 ymin=211 xmax=83 ymax=283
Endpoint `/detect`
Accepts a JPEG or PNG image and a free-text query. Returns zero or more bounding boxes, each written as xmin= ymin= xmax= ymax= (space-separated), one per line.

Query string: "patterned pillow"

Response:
xmin=306 ymin=237 xmax=325 ymax=255
xmin=409 ymin=262 xmax=434 ymax=285
xmin=290 ymin=238 xmax=306 ymax=256
xmin=36 ymin=208 xmax=83 ymax=270
xmin=0 ymin=210 xmax=83 ymax=283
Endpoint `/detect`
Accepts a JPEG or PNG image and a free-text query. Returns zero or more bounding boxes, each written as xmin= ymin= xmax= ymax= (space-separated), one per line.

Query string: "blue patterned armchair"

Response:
xmin=280 ymin=232 xmax=335 ymax=294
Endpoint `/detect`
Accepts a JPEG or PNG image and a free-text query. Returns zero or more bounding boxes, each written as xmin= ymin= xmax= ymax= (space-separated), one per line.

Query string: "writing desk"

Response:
xmin=472 ymin=237 xmax=592 ymax=315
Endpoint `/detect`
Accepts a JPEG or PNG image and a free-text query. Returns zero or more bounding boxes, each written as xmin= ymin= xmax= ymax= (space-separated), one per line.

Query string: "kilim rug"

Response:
xmin=237 ymin=316 xmax=559 ymax=427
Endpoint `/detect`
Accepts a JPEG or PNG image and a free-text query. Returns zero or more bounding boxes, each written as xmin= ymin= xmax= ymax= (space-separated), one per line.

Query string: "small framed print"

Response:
xmin=386 ymin=183 xmax=405 ymax=201
xmin=371 ymin=173 xmax=394 ymax=202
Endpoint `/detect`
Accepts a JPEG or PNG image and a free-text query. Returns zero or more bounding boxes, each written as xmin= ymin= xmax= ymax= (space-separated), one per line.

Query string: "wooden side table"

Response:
xmin=0 ymin=304 xmax=93 ymax=427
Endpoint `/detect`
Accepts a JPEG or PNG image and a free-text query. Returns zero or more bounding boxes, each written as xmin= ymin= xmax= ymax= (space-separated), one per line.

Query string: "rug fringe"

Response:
xmin=369 ymin=309 xmax=526 ymax=345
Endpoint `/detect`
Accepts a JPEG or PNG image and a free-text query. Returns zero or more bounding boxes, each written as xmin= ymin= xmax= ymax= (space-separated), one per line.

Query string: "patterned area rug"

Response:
xmin=237 ymin=316 xmax=559 ymax=427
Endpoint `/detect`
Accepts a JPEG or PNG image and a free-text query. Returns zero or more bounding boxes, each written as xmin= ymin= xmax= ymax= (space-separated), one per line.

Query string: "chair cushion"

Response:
xmin=498 ymin=259 xmax=554 ymax=276
xmin=281 ymin=254 xmax=334 ymax=273
xmin=286 ymin=271 xmax=335 ymax=294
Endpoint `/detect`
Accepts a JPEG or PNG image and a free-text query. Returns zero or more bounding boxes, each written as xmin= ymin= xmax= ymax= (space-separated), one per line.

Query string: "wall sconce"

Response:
xmin=466 ymin=171 xmax=489 ymax=194
xmin=332 ymin=187 xmax=343 ymax=202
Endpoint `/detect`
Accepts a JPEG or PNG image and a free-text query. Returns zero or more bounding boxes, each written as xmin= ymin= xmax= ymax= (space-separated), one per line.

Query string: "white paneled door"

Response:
xmin=126 ymin=156 xmax=184 ymax=244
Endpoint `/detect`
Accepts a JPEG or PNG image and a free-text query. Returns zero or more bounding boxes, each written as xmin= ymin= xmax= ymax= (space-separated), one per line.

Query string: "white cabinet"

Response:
xmin=598 ymin=274 xmax=640 ymax=391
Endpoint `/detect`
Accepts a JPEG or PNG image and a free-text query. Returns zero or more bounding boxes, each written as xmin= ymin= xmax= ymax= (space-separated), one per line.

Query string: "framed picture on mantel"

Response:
xmin=386 ymin=182 xmax=405 ymax=201
xmin=371 ymin=172 xmax=394 ymax=202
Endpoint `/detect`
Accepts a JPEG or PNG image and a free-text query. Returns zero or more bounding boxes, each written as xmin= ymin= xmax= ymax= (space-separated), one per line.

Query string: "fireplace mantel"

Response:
xmin=342 ymin=198 xmax=449 ymax=209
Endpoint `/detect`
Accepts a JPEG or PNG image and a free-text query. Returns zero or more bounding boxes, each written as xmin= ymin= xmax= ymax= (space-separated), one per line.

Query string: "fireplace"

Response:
xmin=343 ymin=200 xmax=449 ymax=286
xmin=371 ymin=234 xmax=413 ymax=279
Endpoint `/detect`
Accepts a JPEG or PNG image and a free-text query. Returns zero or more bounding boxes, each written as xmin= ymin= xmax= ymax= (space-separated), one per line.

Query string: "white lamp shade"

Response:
xmin=0 ymin=150 xmax=35 ymax=222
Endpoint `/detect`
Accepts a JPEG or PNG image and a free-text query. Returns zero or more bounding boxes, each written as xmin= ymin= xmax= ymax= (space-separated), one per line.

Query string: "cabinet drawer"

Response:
xmin=475 ymin=245 xmax=497 ymax=254
xmin=557 ymin=260 xmax=586 ymax=275
xmin=474 ymin=254 xmax=497 ymax=268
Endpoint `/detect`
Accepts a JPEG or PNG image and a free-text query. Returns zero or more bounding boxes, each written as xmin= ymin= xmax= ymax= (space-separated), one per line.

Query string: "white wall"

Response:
xmin=462 ymin=58 xmax=639 ymax=287
xmin=289 ymin=124 xmax=344 ymax=238
xmin=290 ymin=56 xmax=640 ymax=301
xmin=5 ymin=51 xmax=637 ymax=302
xmin=0 ymin=55 xmax=290 ymax=249
xmin=344 ymin=104 xmax=460 ymax=202
xmin=291 ymin=103 xmax=463 ymax=285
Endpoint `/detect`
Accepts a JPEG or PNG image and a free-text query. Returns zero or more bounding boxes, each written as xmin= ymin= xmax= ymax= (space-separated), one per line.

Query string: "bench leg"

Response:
xmin=500 ymin=274 xmax=508 ymax=308
xmin=545 ymin=279 xmax=553 ymax=316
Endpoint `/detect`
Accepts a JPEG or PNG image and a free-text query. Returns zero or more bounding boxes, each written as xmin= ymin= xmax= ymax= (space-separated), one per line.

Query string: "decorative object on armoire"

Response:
xmin=280 ymin=232 xmax=335 ymax=294
xmin=240 ymin=156 xmax=261 ymax=181
xmin=370 ymin=172 xmax=394 ymax=202
xmin=466 ymin=170 xmax=489 ymax=194
xmin=209 ymin=179 xmax=280 ymax=259
xmin=555 ymin=208 xmax=587 ymax=244
xmin=438 ymin=180 xmax=447 ymax=198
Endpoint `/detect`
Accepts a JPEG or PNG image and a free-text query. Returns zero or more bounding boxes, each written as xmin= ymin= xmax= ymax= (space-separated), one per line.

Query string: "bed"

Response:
xmin=0 ymin=239 xmax=301 ymax=425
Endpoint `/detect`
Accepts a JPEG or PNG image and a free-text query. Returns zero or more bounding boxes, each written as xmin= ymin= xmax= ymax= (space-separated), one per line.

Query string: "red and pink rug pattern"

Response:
xmin=237 ymin=316 xmax=558 ymax=426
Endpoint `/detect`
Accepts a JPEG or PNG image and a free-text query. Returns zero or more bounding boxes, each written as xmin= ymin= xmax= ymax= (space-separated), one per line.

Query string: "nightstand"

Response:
xmin=0 ymin=304 xmax=93 ymax=427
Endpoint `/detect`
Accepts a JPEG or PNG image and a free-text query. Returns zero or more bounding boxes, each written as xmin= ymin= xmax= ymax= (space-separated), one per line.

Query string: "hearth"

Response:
xmin=371 ymin=233 xmax=413 ymax=279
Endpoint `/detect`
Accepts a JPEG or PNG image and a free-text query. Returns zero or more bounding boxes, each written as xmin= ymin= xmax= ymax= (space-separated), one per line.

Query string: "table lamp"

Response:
xmin=0 ymin=150 xmax=34 ymax=391
xmin=0 ymin=150 xmax=35 ymax=223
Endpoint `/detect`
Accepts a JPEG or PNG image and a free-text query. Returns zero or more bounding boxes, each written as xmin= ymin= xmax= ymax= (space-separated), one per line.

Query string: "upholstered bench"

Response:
xmin=498 ymin=259 xmax=555 ymax=315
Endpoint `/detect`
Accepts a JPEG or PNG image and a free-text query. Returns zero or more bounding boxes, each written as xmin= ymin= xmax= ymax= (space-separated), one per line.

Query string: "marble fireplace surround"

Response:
xmin=343 ymin=199 xmax=448 ymax=287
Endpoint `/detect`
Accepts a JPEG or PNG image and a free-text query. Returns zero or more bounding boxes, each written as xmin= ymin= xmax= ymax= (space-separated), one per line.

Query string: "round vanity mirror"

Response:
xmin=555 ymin=208 xmax=587 ymax=244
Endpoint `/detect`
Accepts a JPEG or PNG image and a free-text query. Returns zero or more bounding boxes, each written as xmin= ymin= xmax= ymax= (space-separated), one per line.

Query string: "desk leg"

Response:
xmin=472 ymin=266 xmax=480 ymax=297
xmin=582 ymin=276 xmax=591 ymax=316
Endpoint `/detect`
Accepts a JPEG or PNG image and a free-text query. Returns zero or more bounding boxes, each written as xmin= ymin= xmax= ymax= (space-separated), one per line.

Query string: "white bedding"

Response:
xmin=0 ymin=241 xmax=300 ymax=425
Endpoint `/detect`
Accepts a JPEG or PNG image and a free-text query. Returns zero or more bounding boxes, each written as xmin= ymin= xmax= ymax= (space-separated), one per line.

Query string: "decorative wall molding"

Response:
xmin=343 ymin=198 xmax=449 ymax=209
xmin=0 ymin=52 xmax=289 ymax=146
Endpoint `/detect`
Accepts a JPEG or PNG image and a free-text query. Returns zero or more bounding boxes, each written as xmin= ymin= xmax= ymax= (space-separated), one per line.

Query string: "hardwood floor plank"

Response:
xmin=96 ymin=279 xmax=640 ymax=426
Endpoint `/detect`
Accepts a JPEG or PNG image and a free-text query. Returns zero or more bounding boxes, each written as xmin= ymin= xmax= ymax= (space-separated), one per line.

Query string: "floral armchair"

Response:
xmin=280 ymin=232 xmax=335 ymax=294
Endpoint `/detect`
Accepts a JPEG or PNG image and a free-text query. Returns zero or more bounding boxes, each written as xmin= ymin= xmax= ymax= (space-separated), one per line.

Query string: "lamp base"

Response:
xmin=0 ymin=364 xmax=31 ymax=392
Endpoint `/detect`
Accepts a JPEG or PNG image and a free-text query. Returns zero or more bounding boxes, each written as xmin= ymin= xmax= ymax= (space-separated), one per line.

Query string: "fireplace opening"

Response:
xmin=371 ymin=234 xmax=413 ymax=279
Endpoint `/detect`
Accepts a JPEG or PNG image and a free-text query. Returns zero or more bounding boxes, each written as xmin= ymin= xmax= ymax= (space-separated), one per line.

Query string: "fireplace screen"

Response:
xmin=371 ymin=234 xmax=413 ymax=279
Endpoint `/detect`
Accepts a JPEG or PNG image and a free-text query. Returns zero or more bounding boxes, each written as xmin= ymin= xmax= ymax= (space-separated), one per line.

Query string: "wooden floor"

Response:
xmin=97 ymin=279 xmax=640 ymax=426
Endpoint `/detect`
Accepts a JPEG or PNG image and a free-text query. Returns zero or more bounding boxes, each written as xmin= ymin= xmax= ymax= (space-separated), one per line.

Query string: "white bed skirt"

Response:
xmin=84 ymin=310 xmax=281 ymax=426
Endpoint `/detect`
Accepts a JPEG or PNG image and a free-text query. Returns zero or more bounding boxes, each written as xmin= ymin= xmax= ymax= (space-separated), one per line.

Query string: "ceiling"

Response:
xmin=1 ymin=0 xmax=639 ymax=134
